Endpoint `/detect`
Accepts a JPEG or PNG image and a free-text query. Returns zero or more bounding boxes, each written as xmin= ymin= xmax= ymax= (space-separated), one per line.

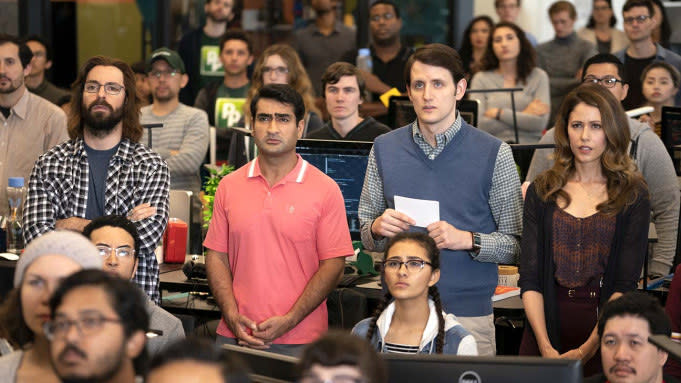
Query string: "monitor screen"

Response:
xmin=222 ymin=343 xmax=299 ymax=383
xmin=382 ymin=354 xmax=582 ymax=383
xmin=661 ymin=106 xmax=681 ymax=175
xmin=296 ymin=139 xmax=373 ymax=241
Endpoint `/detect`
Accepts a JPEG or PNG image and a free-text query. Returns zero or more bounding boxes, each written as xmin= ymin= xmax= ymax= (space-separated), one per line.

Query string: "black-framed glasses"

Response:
xmin=382 ymin=259 xmax=433 ymax=272
xmin=583 ymin=75 xmax=624 ymax=88
xmin=149 ymin=69 xmax=179 ymax=79
xmin=299 ymin=375 xmax=367 ymax=383
xmin=83 ymin=81 xmax=125 ymax=96
xmin=96 ymin=245 xmax=135 ymax=258
xmin=623 ymin=14 xmax=651 ymax=24
xmin=262 ymin=66 xmax=289 ymax=75
xmin=44 ymin=314 xmax=122 ymax=340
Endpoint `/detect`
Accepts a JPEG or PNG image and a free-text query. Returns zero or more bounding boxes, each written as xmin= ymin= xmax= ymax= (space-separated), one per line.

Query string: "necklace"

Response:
xmin=576 ymin=181 xmax=606 ymax=205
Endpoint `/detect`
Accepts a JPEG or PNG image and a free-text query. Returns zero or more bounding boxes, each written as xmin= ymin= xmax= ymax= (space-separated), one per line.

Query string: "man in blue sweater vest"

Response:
xmin=358 ymin=44 xmax=523 ymax=355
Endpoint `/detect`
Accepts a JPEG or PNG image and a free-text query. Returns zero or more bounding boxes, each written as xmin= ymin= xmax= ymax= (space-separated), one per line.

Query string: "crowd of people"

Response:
xmin=0 ymin=0 xmax=681 ymax=381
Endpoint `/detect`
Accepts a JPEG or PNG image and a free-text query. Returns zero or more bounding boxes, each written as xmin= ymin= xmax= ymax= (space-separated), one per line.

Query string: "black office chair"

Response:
xmin=458 ymin=98 xmax=479 ymax=126
xmin=387 ymin=96 xmax=416 ymax=129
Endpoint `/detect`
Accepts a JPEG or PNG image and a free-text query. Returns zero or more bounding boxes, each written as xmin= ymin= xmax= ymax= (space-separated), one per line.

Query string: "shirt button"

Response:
xmin=428 ymin=154 xmax=435 ymax=160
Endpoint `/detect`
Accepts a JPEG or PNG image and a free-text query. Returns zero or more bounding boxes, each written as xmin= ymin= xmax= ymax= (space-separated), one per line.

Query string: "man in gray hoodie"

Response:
xmin=525 ymin=53 xmax=679 ymax=278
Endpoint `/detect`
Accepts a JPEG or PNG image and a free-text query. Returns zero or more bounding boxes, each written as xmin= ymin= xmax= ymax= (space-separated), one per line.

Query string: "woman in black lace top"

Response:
xmin=518 ymin=84 xmax=651 ymax=376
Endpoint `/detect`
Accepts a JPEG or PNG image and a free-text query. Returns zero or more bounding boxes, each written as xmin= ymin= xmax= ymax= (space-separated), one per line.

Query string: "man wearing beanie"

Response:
xmin=0 ymin=230 xmax=102 ymax=382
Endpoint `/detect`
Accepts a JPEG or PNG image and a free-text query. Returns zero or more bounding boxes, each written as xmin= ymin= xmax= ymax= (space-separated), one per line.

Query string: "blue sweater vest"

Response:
xmin=373 ymin=122 xmax=501 ymax=316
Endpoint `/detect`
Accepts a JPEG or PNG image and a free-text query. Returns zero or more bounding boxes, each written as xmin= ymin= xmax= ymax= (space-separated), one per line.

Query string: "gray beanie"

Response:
xmin=14 ymin=230 xmax=102 ymax=288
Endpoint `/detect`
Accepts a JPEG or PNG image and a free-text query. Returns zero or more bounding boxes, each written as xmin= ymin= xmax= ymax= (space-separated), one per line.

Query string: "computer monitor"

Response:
xmin=382 ymin=354 xmax=583 ymax=383
xmin=222 ymin=343 xmax=299 ymax=383
xmin=661 ymin=106 xmax=681 ymax=175
xmin=296 ymin=139 xmax=373 ymax=241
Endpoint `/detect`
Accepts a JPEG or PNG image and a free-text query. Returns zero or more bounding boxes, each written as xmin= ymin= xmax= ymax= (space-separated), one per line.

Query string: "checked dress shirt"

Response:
xmin=23 ymin=137 xmax=170 ymax=303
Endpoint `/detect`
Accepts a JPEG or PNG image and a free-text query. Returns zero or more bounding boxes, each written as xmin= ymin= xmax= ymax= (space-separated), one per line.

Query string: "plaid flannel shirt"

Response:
xmin=23 ymin=137 xmax=170 ymax=303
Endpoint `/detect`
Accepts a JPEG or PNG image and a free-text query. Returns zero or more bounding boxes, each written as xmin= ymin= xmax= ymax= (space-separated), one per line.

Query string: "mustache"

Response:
xmin=58 ymin=344 xmax=87 ymax=361
xmin=88 ymin=99 xmax=113 ymax=112
xmin=609 ymin=363 xmax=635 ymax=374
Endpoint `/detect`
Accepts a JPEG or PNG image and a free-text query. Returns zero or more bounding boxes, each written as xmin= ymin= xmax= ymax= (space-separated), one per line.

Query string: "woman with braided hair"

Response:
xmin=352 ymin=232 xmax=478 ymax=355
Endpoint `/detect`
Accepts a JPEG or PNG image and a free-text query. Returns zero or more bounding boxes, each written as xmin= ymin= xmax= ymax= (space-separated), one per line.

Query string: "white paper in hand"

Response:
xmin=394 ymin=195 xmax=440 ymax=228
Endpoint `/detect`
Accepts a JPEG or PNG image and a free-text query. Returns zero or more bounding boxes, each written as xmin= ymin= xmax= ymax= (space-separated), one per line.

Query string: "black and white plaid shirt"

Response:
xmin=23 ymin=137 xmax=170 ymax=303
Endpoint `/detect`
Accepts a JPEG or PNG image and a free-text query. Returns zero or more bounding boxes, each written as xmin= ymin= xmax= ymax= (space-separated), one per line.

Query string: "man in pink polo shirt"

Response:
xmin=204 ymin=84 xmax=354 ymax=355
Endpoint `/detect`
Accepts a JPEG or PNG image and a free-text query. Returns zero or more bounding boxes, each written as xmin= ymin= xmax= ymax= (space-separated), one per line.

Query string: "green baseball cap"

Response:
xmin=148 ymin=47 xmax=186 ymax=73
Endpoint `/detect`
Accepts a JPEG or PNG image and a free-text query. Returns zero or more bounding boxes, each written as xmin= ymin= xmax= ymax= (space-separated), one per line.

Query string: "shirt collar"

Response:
xmin=74 ymin=136 xmax=132 ymax=162
xmin=312 ymin=21 xmax=342 ymax=35
xmin=9 ymin=88 xmax=30 ymax=120
xmin=411 ymin=112 xmax=462 ymax=145
xmin=247 ymin=154 xmax=309 ymax=184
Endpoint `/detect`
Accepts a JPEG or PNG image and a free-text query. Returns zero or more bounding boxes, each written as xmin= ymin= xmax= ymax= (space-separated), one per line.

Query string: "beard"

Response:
xmin=82 ymin=99 xmax=124 ymax=137
xmin=0 ymin=75 xmax=23 ymax=94
xmin=55 ymin=343 xmax=126 ymax=383
xmin=206 ymin=10 xmax=230 ymax=23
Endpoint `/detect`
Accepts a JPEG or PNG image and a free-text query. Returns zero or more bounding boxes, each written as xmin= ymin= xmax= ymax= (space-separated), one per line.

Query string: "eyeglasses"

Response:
xmin=583 ymin=75 xmax=624 ymax=88
xmin=623 ymin=14 xmax=650 ymax=24
xmin=299 ymin=375 xmax=367 ymax=383
xmin=370 ymin=13 xmax=395 ymax=22
xmin=96 ymin=245 xmax=135 ymax=258
xmin=44 ymin=314 xmax=122 ymax=340
xmin=382 ymin=259 xmax=432 ymax=272
xmin=149 ymin=69 xmax=180 ymax=79
xmin=84 ymin=81 xmax=125 ymax=96
xmin=262 ymin=66 xmax=289 ymax=75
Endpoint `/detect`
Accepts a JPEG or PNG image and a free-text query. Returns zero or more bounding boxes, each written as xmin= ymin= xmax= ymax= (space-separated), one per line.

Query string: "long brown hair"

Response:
xmin=481 ymin=22 xmax=536 ymax=84
xmin=245 ymin=44 xmax=319 ymax=124
xmin=534 ymin=83 xmax=647 ymax=215
xmin=0 ymin=288 xmax=33 ymax=349
xmin=67 ymin=55 xmax=143 ymax=142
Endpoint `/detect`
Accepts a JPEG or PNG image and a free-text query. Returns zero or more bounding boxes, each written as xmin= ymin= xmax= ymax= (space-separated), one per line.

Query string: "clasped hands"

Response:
xmin=226 ymin=312 xmax=294 ymax=349
xmin=371 ymin=209 xmax=473 ymax=250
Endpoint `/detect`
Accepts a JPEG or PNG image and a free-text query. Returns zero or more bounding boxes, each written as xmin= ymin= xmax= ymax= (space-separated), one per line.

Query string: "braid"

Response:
xmin=366 ymin=291 xmax=392 ymax=344
xmin=429 ymin=285 xmax=445 ymax=354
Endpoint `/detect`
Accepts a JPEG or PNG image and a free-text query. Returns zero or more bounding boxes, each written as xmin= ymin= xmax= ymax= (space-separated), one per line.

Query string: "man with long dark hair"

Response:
xmin=23 ymin=56 xmax=170 ymax=304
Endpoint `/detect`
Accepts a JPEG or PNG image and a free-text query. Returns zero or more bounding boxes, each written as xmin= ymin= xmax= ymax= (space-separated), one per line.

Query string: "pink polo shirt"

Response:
xmin=203 ymin=155 xmax=353 ymax=344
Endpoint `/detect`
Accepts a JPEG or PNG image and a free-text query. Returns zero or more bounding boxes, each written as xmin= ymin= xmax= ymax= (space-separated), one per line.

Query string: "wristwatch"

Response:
xmin=471 ymin=232 xmax=482 ymax=254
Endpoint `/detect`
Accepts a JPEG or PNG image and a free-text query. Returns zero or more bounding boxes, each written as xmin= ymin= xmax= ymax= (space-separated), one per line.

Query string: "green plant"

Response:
xmin=202 ymin=164 xmax=234 ymax=228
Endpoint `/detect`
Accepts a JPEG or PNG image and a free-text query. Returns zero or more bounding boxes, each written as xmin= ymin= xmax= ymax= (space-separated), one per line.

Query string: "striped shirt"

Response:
xmin=384 ymin=342 xmax=420 ymax=354
xmin=140 ymin=103 xmax=209 ymax=195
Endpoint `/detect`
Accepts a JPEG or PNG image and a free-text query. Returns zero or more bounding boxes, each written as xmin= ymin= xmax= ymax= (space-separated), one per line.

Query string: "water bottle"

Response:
xmin=356 ymin=48 xmax=373 ymax=101
xmin=7 ymin=177 xmax=25 ymax=255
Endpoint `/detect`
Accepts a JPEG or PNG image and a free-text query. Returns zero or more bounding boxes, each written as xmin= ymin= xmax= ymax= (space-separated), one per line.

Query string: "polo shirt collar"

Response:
xmin=9 ymin=88 xmax=29 ymax=120
xmin=247 ymin=154 xmax=309 ymax=184
xmin=312 ymin=21 xmax=343 ymax=35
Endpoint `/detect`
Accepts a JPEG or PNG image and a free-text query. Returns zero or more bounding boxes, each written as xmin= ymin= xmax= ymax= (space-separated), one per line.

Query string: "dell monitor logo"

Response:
xmin=459 ymin=371 xmax=482 ymax=383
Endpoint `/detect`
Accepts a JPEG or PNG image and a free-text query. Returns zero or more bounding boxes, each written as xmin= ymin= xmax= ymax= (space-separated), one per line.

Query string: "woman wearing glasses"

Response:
xmin=0 ymin=231 xmax=102 ymax=382
xmin=519 ymin=84 xmax=650 ymax=376
xmin=352 ymin=232 xmax=477 ymax=355
xmin=228 ymin=44 xmax=323 ymax=167
xmin=470 ymin=22 xmax=550 ymax=144
xmin=244 ymin=44 xmax=322 ymax=136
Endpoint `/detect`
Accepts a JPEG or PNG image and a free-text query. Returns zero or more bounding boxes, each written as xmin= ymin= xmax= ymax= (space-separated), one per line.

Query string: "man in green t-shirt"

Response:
xmin=178 ymin=0 xmax=236 ymax=106
xmin=194 ymin=31 xmax=252 ymax=164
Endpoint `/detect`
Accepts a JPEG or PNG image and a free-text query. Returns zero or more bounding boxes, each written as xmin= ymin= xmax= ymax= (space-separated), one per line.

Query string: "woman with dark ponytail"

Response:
xmin=352 ymin=232 xmax=477 ymax=355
